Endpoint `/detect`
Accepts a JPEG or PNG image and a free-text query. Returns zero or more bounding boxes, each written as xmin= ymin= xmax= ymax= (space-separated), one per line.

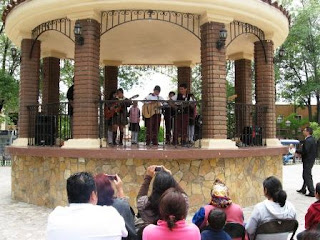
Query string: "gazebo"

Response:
xmin=4 ymin=0 xmax=289 ymax=212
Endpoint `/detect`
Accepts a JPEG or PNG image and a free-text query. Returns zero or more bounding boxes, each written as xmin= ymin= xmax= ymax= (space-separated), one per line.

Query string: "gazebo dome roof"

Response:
xmin=3 ymin=0 xmax=290 ymax=64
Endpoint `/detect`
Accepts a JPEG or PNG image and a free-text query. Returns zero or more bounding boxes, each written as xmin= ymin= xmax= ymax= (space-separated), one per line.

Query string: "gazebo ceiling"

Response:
xmin=4 ymin=0 xmax=290 ymax=64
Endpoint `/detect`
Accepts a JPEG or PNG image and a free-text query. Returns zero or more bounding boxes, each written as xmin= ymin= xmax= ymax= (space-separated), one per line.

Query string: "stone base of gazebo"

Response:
xmin=8 ymin=146 xmax=286 ymax=214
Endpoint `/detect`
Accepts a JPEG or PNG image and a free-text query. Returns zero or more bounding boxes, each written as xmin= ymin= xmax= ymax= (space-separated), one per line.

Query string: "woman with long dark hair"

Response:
xmin=246 ymin=176 xmax=296 ymax=240
xmin=95 ymin=174 xmax=137 ymax=240
xmin=142 ymin=188 xmax=200 ymax=240
xmin=136 ymin=165 xmax=188 ymax=224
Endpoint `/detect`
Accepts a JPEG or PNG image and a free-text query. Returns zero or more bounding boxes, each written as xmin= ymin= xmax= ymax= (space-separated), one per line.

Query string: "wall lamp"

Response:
xmin=274 ymin=47 xmax=285 ymax=63
xmin=11 ymin=47 xmax=21 ymax=62
xmin=74 ymin=21 xmax=84 ymax=45
xmin=216 ymin=27 xmax=228 ymax=50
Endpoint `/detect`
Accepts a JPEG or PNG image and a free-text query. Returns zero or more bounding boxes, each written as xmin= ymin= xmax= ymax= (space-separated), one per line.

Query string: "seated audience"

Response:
xmin=137 ymin=165 xmax=188 ymax=225
xmin=46 ymin=172 xmax=128 ymax=240
xmin=192 ymin=179 xmax=245 ymax=236
xmin=283 ymin=144 xmax=296 ymax=165
xmin=297 ymin=230 xmax=320 ymax=240
xmin=246 ymin=176 xmax=296 ymax=240
xmin=201 ymin=209 xmax=231 ymax=240
xmin=142 ymin=188 xmax=200 ymax=240
xmin=297 ymin=182 xmax=320 ymax=239
xmin=95 ymin=173 xmax=137 ymax=240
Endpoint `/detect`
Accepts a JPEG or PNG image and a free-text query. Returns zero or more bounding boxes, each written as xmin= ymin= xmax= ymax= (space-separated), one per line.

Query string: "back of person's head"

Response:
xmin=94 ymin=174 xmax=115 ymax=206
xmin=207 ymin=209 xmax=226 ymax=231
xmin=263 ymin=176 xmax=287 ymax=207
xmin=149 ymin=170 xmax=177 ymax=213
xmin=316 ymin=182 xmax=320 ymax=195
xmin=299 ymin=230 xmax=320 ymax=240
xmin=67 ymin=172 xmax=96 ymax=204
xmin=159 ymin=188 xmax=187 ymax=230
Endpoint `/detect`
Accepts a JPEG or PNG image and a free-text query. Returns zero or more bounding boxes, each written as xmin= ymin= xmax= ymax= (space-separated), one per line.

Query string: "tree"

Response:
xmin=276 ymin=0 xmax=320 ymax=122
xmin=0 ymin=70 xmax=19 ymax=124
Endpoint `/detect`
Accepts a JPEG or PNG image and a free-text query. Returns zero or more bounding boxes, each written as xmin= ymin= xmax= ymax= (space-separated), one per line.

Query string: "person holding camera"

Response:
xmin=136 ymin=165 xmax=188 ymax=225
xmin=95 ymin=173 xmax=137 ymax=240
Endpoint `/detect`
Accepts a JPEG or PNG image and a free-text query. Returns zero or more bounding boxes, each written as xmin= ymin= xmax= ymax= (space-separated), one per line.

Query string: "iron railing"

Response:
xmin=98 ymin=99 xmax=202 ymax=148
xmin=26 ymin=101 xmax=267 ymax=148
xmin=27 ymin=102 xmax=72 ymax=146
xmin=227 ymin=102 xmax=268 ymax=147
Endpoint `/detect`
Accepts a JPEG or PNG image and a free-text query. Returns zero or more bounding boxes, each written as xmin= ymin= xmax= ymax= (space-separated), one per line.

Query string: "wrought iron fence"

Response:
xmin=25 ymin=101 xmax=267 ymax=148
xmin=27 ymin=102 xmax=72 ymax=146
xmin=227 ymin=102 xmax=268 ymax=147
xmin=98 ymin=99 xmax=202 ymax=148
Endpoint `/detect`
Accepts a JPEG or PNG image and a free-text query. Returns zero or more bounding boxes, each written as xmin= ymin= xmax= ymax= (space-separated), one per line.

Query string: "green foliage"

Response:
xmin=276 ymin=0 xmax=320 ymax=121
xmin=279 ymin=113 xmax=309 ymax=139
xmin=118 ymin=66 xmax=143 ymax=90
xmin=309 ymin=122 xmax=320 ymax=140
xmin=0 ymin=70 xmax=19 ymax=122
xmin=138 ymin=126 xmax=164 ymax=143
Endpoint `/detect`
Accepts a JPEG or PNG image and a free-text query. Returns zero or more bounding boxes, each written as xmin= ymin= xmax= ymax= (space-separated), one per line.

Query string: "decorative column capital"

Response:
xmin=228 ymin=52 xmax=253 ymax=61
xmin=200 ymin=12 xmax=233 ymax=26
xmin=103 ymin=60 xmax=122 ymax=67
xmin=42 ymin=50 xmax=67 ymax=59
xmin=173 ymin=61 xmax=194 ymax=68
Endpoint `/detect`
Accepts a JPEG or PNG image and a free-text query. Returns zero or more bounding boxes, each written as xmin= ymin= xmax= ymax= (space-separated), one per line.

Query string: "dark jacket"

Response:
xmin=305 ymin=200 xmax=320 ymax=230
xmin=296 ymin=136 xmax=317 ymax=165
xmin=112 ymin=198 xmax=137 ymax=240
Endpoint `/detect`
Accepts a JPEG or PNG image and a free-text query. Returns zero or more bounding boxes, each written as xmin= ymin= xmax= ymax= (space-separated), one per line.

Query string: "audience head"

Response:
xmin=94 ymin=173 xmax=115 ymax=206
xmin=210 ymin=179 xmax=232 ymax=208
xmin=207 ymin=209 xmax=227 ymax=231
xmin=159 ymin=188 xmax=187 ymax=230
xmin=316 ymin=182 xmax=320 ymax=200
xmin=263 ymin=176 xmax=287 ymax=207
xmin=67 ymin=172 xmax=97 ymax=204
xmin=299 ymin=230 xmax=320 ymax=240
xmin=108 ymin=91 xmax=117 ymax=100
xmin=149 ymin=170 xmax=177 ymax=216
xmin=303 ymin=127 xmax=313 ymax=136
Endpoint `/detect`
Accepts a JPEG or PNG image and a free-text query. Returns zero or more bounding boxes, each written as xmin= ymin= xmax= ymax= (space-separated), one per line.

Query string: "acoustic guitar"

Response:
xmin=142 ymin=101 xmax=162 ymax=119
xmin=105 ymin=94 xmax=139 ymax=120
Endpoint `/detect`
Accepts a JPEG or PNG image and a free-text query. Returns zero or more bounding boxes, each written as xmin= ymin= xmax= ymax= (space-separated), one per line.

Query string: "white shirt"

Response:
xmin=46 ymin=203 xmax=128 ymax=240
xmin=144 ymin=94 xmax=164 ymax=101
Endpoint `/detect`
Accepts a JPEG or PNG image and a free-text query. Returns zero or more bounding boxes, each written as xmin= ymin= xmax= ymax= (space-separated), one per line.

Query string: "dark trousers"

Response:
xmin=173 ymin=113 xmax=188 ymax=144
xmin=145 ymin=114 xmax=161 ymax=145
xmin=164 ymin=113 xmax=173 ymax=143
xmin=301 ymin=160 xmax=315 ymax=193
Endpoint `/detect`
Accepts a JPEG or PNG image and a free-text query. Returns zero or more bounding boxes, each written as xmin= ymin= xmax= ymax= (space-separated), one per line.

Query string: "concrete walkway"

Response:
xmin=0 ymin=164 xmax=319 ymax=240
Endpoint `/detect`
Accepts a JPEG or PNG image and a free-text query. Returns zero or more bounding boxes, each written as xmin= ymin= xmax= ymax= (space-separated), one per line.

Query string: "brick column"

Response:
xmin=17 ymin=39 xmax=41 ymax=141
xmin=254 ymin=40 xmax=276 ymax=141
xmin=201 ymin=22 xmax=227 ymax=139
xmin=104 ymin=65 xmax=118 ymax=100
xmin=42 ymin=57 xmax=60 ymax=115
xmin=177 ymin=67 xmax=192 ymax=90
xmin=235 ymin=59 xmax=252 ymax=134
xmin=72 ymin=19 xmax=100 ymax=140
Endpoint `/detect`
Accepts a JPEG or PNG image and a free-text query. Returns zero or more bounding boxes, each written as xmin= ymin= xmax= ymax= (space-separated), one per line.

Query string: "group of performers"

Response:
xmin=104 ymin=83 xmax=197 ymax=146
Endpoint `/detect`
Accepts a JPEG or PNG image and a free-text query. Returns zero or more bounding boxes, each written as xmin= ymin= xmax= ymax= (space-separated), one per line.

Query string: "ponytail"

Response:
xmin=167 ymin=215 xmax=176 ymax=230
xmin=273 ymin=190 xmax=287 ymax=207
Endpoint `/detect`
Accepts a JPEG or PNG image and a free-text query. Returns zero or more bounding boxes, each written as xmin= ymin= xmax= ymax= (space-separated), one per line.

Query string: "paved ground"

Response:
xmin=0 ymin=164 xmax=319 ymax=240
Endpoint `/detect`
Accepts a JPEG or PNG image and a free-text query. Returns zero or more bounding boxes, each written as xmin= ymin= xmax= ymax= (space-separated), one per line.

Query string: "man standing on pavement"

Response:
xmin=296 ymin=127 xmax=317 ymax=197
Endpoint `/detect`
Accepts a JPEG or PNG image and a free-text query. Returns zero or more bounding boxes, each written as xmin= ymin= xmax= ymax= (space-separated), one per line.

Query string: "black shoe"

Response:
xmin=305 ymin=193 xmax=315 ymax=197
xmin=296 ymin=189 xmax=306 ymax=194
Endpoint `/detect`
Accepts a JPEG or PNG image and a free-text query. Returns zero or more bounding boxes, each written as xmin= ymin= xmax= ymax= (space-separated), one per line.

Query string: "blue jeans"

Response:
xmin=283 ymin=154 xmax=293 ymax=164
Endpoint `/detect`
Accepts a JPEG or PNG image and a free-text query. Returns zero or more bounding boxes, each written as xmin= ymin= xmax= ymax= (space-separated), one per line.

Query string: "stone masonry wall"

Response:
xmin=11 ymin=155 xmax=282 ymax=213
